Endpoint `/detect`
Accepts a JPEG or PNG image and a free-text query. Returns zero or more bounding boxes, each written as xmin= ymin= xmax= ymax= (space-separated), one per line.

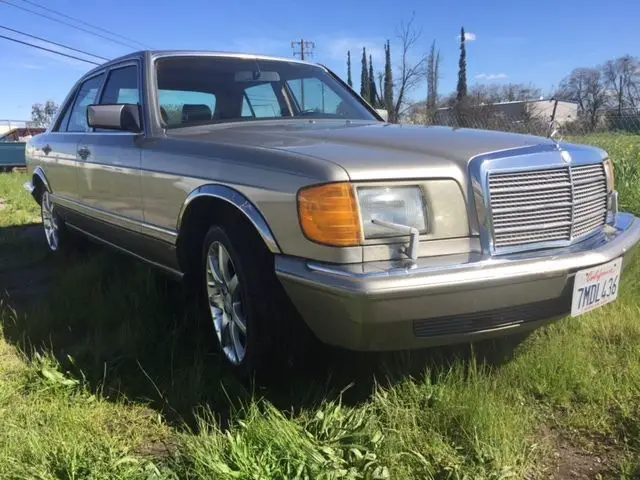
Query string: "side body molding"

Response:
xmin=176 ymin=184 xmax=281 ymax=253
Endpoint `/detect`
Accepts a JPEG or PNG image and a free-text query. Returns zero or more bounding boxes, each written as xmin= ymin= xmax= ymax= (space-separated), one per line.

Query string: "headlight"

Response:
xmin=357 ymin=186 xmax=427 ymax=238
xmin=603 ymin=158 xmax=615 ymax=192
xmin=297 ymin=182 xmax=433 ymax=247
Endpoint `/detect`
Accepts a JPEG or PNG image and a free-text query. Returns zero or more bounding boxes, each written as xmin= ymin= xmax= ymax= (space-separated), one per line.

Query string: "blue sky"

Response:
xmin=1 ymin=0 xmax=639 ymax=120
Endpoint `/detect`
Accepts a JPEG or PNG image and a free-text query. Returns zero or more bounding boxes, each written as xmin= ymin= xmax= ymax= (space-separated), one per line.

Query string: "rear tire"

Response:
xmin=41 ymin=190 xmax=65 ymax=253
xmin=40 ymin=190 xmax=84 ymax=254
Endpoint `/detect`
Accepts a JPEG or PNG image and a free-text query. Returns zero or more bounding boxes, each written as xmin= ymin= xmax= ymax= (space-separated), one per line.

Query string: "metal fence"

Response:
xmin=406 ymin=108 xmax=640 ymax=139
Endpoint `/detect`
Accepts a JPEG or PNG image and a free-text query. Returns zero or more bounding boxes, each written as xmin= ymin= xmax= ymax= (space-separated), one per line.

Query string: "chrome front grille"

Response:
xmin=488 ymin=163 xmax=607 ymax=250
xmin=571 ymin=164 xmax=608 ymax=238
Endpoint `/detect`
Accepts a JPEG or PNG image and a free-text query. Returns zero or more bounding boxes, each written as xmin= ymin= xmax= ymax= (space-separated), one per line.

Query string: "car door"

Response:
xmin=76 ymin=62 xmax=144 ymax=237
xmin=35 ymin=72 xmax=105 ymax=205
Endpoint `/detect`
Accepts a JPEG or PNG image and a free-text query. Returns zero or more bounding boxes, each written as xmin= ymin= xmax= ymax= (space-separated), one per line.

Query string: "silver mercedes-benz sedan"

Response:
xmin=24 ymin=50 xmax=640 ymax=373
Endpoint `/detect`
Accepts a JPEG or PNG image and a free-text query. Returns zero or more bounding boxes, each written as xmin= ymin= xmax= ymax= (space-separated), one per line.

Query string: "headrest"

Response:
xmin=181 ymin=104 xmax=212 ymax=123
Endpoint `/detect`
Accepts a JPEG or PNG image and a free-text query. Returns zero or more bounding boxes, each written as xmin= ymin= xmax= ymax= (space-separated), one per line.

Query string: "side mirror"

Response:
xmin=375 ymin=108 xmax=389 ymax=122
xmin=87 ymin=104 xmax=142 ymax=132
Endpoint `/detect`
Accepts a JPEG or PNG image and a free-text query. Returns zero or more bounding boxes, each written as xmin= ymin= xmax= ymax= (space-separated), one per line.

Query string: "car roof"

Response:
xmin=81 ymin=50 xmax=321 ymax=79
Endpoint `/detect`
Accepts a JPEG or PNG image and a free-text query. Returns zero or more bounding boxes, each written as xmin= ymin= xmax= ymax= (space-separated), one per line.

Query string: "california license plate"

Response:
xmin=571 ymin=258 xmax=622 ymax=317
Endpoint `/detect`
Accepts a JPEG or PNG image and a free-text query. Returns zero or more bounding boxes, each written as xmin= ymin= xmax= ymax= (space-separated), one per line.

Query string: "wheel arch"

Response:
xmin=31 ymin=166 xmax=51 ymax=204
xmin=176 ymin=184 xmax=281 ymax=273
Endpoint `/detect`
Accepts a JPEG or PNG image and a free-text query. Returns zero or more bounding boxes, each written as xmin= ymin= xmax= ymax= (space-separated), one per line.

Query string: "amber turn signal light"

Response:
xmin=297 ymin=183 xmax=362 ymax=247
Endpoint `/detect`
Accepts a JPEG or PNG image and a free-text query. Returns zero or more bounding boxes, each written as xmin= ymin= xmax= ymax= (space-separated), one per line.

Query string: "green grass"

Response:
xmin=1 ymin=133 xmax=640 ymax=479
xmin=0 ymin=172 xmax=39 ymax=228
xmin=0 ymin=307 xmax=174 ymax=480
xmin=567 ymin=133 xmax=640 ymax=216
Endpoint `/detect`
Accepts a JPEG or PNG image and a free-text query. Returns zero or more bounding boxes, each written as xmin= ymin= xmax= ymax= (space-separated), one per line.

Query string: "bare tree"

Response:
xmin=557 ymin=67 xmax=608 ymax=130
xmin=603 ymin=55 xmax=640 ymax=114
xmin=468 ymin=84 xmax=501 ymax=105
xmin=467 ymin=83 xmax=541 ymax=106
xmin=391 ymin=13 xmax=428 ymax=122
xmin=502 ymin=82 xmax=541 ymax=102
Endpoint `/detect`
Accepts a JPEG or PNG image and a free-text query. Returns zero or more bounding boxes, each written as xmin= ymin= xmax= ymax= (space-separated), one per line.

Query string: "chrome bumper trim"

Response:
xmin=277 ymin=213 xmax=639 ymax=300
xmin=300 ymin=213 xmax=638 ymax=286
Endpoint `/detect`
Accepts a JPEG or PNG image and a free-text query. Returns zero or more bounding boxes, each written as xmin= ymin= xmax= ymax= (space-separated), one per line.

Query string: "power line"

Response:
xmin=0 ymin=0 xmax=143 ymax=50
xmin=16 ymin=0 xmax=151 ymax=49
xmin=0 ymin=33 xmax=101 ymax=65
xmin=0 ymin=24 xmax=110 ymax=61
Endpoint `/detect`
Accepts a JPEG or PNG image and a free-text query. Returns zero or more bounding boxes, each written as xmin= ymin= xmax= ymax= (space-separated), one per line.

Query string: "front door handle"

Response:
xmin=78 ymin=146 xmax=91 ymax=161
xmin=42 ymin=144 xmax=52 ymax=155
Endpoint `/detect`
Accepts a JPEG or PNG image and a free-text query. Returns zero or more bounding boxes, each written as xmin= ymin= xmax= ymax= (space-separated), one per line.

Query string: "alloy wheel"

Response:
xmin=41 ymin=191 xmax=59 ymax=251
xmin=205 ymin=241 xmax=248 ymax=365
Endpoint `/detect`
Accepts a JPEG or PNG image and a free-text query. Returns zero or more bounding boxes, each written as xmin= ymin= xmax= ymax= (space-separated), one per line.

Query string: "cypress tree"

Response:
xmin=360 ymin=47 xmax=370 ymax=103
xmin=434 ymin=50 xmax=440 ymax=105
xmin=369 ymin=54 xmax=379 ymax=107
xmin=427 ymin=40 xmax=435 ymax=109
xmin=456 ymin=27 xmax=468 ymax=101
xmin=347 ymin=50 xmax=353 ymax=87
xmin=383 ymin=40 xmax=393 ymax=115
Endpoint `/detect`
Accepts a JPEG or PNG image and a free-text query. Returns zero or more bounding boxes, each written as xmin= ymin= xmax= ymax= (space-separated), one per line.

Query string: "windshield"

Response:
xmin=155 ymin=56 xmax=377 ymax=128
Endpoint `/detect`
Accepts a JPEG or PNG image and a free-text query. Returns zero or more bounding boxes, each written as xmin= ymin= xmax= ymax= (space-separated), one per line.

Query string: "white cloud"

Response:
xmin=20 ymin=63 xmax=42 ymax=70
xmin=457 ymin=32 xmax=477 ymax=42
xmin=475 ymin=73 xmax=507 ymax=80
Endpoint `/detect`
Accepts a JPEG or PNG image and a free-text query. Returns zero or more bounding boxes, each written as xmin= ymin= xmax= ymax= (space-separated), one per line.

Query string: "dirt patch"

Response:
xmin=135 ymin=438 xmax=178 ymax=461
xmin=541 ymin=425 xmax=624 ymax=479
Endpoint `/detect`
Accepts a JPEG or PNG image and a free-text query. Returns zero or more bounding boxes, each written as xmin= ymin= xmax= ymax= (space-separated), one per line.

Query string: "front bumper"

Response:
xmin=275 ymin=213 xmax=640 ymax=351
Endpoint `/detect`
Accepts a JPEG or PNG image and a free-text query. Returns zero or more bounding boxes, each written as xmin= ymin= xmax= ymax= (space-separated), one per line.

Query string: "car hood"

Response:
xmin=167 ymin=120 xmax=558 ymax=180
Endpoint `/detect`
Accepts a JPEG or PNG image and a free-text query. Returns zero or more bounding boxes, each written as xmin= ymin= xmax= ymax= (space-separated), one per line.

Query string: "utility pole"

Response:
xmin=291 ymin=39 xmax=315 ymax=109
xmin=291 ymin=38 xmax=315 ymax=60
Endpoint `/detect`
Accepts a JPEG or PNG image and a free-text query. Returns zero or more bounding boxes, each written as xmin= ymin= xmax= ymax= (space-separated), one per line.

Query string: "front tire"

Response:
xmin=201 ymin=223 xmax=294 ymax=375
xmin=204 ymin=235 xmax=249 ymax=367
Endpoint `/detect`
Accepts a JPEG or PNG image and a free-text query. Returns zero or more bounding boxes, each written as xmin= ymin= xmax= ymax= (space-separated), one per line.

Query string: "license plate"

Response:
xmin=571 ymin=258 xmax=622 ymax=317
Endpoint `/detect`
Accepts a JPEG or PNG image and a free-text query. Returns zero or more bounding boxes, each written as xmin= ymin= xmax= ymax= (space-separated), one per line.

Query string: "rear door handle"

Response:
xmin=42 ymin=144 xmax=52 ymax=155
xmin=78 ymin=146 xmax=91 ymax=160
